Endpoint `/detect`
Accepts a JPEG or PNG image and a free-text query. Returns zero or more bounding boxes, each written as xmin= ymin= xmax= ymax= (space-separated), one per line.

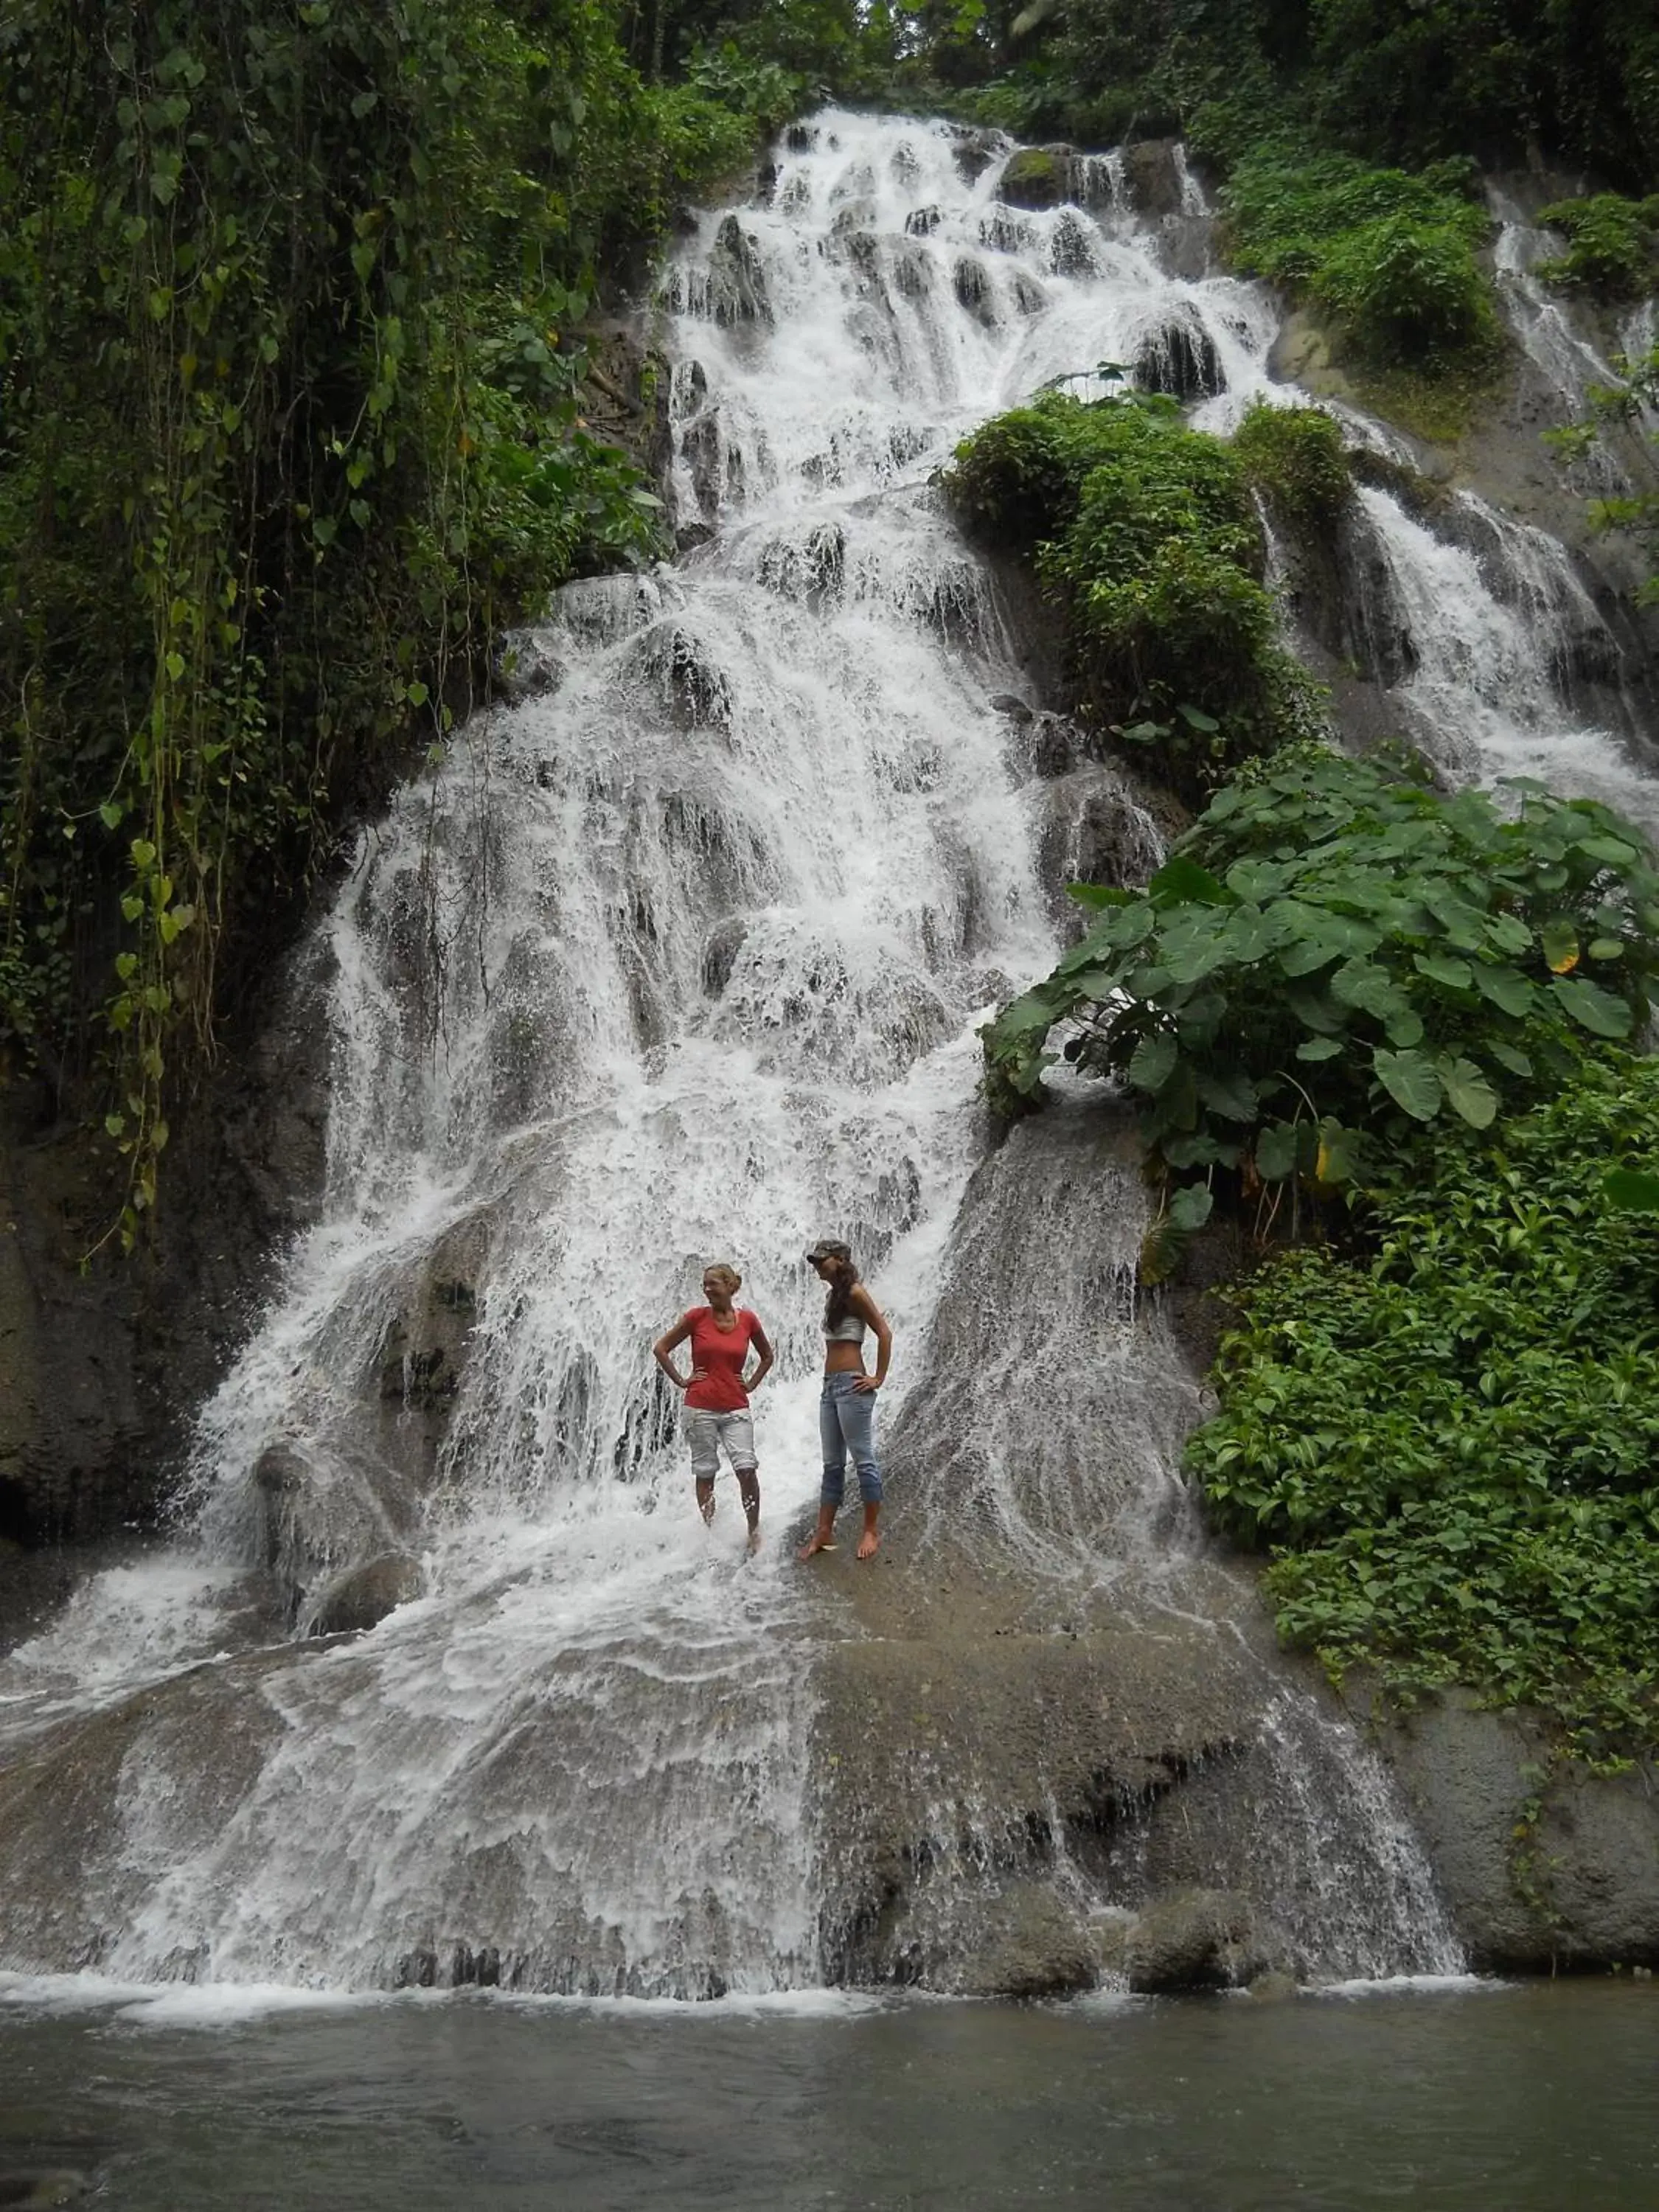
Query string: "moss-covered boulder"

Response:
xmin=997 ymin=147 xmax=1074 ymax=211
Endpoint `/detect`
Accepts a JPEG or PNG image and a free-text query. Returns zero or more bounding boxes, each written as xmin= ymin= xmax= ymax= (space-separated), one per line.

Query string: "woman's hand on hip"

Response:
xmin=852 ymin=1375 xmax=880 ymax=1394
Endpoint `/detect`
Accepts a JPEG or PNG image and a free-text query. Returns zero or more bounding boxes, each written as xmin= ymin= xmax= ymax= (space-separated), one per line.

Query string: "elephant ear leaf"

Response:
xmin=1127 ymin=1029 xmax=1179 ymax=1092
xmin=1169 ymin=1181 xmax=1214 ymax=1231
xmin=1373 ymin=1046 xmax=1441 ymax=1121
xmin=1438 ymin=1054 xmax=1498 ymax=1130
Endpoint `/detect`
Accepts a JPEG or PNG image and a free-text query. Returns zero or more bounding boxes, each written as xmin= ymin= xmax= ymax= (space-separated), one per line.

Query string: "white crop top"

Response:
xmin=824 ymin=1312 xmax=867 ymax=1343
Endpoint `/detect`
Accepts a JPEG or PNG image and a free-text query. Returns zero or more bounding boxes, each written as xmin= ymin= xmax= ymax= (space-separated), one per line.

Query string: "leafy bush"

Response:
xmin=946 ymin=393 xmax=1322 ymax=792
xmin=1222 ymin=148 xmax=1498 ymax=366
xmin=982 ymin=748 xmax=1659 ymax=1201
xmin=1535 ymin=193 xmax=1659 ymax=300
xmin=1231 ymin=402 xmax=1354 ymax=532
xmin=1187 ymin=1054 xmax=1659 ymax=1759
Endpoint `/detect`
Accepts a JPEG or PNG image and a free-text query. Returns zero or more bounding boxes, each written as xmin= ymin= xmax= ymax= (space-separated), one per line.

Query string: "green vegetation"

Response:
xmin=1222 ymin=150 xmax=1498 ymax=369
xmin=945 ymin=392 xmax=1322 ymax=793
xmin=982 ymin=746 xmax=1659 ymax=1200
xmin=1231 ymin=400 xmax=1352 ymax=532
xmin=1535 ymin=193 xmax=1659 ymax=300
xmin=1188 ymin=1055 xmax=1659 ymax=1761
xmin=1545 ymin=343 xmax=1659 ymax=604
xmin=0 ymin=1 xmax=787 ymax=1239
xmin=934 ymin=3 xmax=1659 ymax=201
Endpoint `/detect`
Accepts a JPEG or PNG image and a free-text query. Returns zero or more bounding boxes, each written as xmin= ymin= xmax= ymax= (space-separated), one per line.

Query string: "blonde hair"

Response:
xmin=703 ymin=1262 xmax=742 ymax=1293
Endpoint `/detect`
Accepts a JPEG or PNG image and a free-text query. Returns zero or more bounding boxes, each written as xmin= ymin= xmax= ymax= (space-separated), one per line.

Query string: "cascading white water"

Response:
xmin=4 ymin=108 xmax=1650 ymax=1997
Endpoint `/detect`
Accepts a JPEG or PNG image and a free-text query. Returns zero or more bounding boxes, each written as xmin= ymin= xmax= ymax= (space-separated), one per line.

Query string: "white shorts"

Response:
xmin=684 ymin=1407 xmax=757 ymax=1480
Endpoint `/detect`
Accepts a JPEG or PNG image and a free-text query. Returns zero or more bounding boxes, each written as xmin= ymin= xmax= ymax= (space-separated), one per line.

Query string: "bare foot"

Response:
xmin=796 ymin=1534 xmax=837 ymax=1561
xmin=855 ymin=1527 xmax=880 ymax=1561
xmin=746 ymin=1528 xmax=762 ymax=1555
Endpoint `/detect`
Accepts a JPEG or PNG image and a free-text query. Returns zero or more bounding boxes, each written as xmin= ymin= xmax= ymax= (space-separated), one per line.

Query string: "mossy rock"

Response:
xmin=998 ymin=147 xmax=1072 ymax=212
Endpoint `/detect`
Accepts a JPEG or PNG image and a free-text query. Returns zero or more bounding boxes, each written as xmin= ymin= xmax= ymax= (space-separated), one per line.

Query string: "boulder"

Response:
xmin=997 ymin=147 xmax=1073 ymax=211
xmin=0 ymin=2173 xmax=91 ymax=2208
xmin=952 ymin=128 xmax=1002 ymax=185
xmin=1134 ymin=319 xmax=1222 ymax=401
xmin=700 ymin=917 xmax=749 ymax=999
xmin=493 ymin=627 xmax=564 ymax=705
xmin=1124 ymin=1887 xmax=1267 ymax=1992
xmin=306 ymin=1550 xmax=425 ymax=1638
xmin=1121 ymin=139 xmax=1186 ymax=219
xmin=1346 ymin=1679 xmax=1659 ymax=1972
xmin=940 ymin=1882 xmax=1101 ymax=2000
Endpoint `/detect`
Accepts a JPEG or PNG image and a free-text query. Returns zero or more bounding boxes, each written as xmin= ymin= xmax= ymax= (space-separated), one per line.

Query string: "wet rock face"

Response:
xmin=306 ymin=1550 xmax=424 ymax=1638
xmin=1134 ymin=318 xmax=1222 ymax=401
xmin=1347 ymin=1680 xmax=1659 ymax=1972
xmin=703 ymin=215 xmax=771 ymax=328
xmin=1121 ymin=140 xmax=1186 ymax=219
xmin=1121 ymin=1887 xmax=1268 ymax=1992
xmin=0 ymin=938 xmax=331 ymax=1548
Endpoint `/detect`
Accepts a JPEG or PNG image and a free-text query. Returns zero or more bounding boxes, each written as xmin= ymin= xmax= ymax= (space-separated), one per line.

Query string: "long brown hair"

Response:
xmin=819 ymin=1243 xmax=859 ymax=1332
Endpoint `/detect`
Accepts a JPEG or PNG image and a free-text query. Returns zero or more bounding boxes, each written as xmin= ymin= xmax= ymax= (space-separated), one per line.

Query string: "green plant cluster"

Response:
xmin=1229 ymin=400 xmax=1354 ymax=532
xmin=945 ymin=392 xmax=1324 ymax=792
xmin=1222 ymin=149 xmax=1498 ymax=367
xmin=981 ymin=748 xmax=1659 ymax=1214
xmin=931 ymin=4 xmax=1659 ymax=203
xmin=1187 ymin=1054 xmax=1659 ymax=1761
xmin=0 ymin=0 xmax=777 ymax=1240
xmin=1534 ymin=192 xmax=1659 ymax=300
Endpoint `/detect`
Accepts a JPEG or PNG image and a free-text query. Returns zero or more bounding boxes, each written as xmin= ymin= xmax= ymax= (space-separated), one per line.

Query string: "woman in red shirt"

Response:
xmin=653 ymin=1263 xmax=774 ymax=1550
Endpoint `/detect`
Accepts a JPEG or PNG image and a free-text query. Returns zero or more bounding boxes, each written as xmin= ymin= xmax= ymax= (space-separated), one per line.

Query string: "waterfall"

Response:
xmin=7 ymin=107 xmax=1651 ymax=1998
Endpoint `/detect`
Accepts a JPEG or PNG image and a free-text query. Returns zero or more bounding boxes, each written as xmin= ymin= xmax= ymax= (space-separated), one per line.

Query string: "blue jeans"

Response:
xmin=820 ymin=1373 xmax=883 ymax=1507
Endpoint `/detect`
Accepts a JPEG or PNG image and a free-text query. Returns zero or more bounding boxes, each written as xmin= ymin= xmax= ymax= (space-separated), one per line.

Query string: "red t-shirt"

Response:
xmin=683 ymin=1307 xmax=759 ymax=1413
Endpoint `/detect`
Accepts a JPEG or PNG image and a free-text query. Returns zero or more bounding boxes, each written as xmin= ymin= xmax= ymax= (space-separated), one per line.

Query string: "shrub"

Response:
xmin=1535 ymin=193 xmax=1659 ymax=301
xmin=981 ymin=747 xmax=1659 ymax=1203
xmin=946 ymin=393 xmax=1323 ymax=792
xmin=1187 ymin=1054 xmax=1659 ymax=1759
xmin=1231 ymin=403 xmax=1354 ymax=532
xmin=1222 ymin=148 xmax=1498 ymax=366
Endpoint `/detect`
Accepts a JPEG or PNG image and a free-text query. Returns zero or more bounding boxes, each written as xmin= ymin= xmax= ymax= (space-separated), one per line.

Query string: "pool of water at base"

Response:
xmin=1 ymin=1977 xmax=1656 ymax=2210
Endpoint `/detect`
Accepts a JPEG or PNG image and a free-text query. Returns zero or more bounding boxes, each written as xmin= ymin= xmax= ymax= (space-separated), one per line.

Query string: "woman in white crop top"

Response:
xmin=798 ymin=1238 xmax=892 ymax=1562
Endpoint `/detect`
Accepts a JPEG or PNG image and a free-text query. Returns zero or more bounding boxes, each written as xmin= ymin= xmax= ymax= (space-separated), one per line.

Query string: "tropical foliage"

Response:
xmin=1187 ymin=1054 xmax=1659 ymax=1761
xmin=0 ymin=0 xmax=773 ymax=1239
xmin=982 ymin=748 xmax=1659 ymax=1211
xmin=1535 ymin=192 xmax=1659 ymax=299
xmin=945 ymin=392 xmax=1324 ymax=793
xmin=1222 ymin=149 xmax=1498 ymax=368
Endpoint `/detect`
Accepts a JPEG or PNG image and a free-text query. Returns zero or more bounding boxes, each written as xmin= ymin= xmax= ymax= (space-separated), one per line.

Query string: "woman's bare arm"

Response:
xmin=744 ymin=1316 xmax=775 ymax=1391
xmin=851 ymin=1285 xmax=891 ymax=1390
xmin=652 ymin=1313 xmax=697 ymax=1391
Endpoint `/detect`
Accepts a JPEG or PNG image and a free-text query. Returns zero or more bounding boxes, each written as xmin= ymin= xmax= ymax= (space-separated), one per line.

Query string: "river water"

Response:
xmin=3 ymin=1978 xmax=1658 ymax=2208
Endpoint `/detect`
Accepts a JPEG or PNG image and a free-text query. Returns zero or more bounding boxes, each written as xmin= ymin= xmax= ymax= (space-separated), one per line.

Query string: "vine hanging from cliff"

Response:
xmin=0 ymin=0 xmax=764 ymax=1245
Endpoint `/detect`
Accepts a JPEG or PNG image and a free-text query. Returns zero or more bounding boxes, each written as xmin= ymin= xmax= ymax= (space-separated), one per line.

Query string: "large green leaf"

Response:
xmin=1438 ymin=1054 xmax=1498 ymax=1130
xmin=1330 ymin=957 xmax=1403 ymax=1019
xmin=1149 ymin=855 xmax=1234 ymax=908
xmin=1295 ymin=1035 xmax=1343 ymax=1062
xmin=1549 ymin=973 xmax=1632 ymax=1038
xmin=1486 ymin=1039 xmax=1534 ymax=1078
xmin=1413 ymin=950 xmax=1472 ymax=991
xmin=1472 ymin=963 xmax=1534 ymax=1018
xmin=1128 ymin=1029 xmax=1180 ymax=1091
xmin=1312 ymin=1116 xmax=1361 ymax=1185
xmin=1373 ymin=1046 xmax=1442 ymax=1121
xmin=1067 ymin=882 xmax=1132 ymax=910
xmin=1198 ymin=1067 xmax=1259 ymax=1121
xmin=1169 ymin=1181 xmax=1214 ymax=1231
